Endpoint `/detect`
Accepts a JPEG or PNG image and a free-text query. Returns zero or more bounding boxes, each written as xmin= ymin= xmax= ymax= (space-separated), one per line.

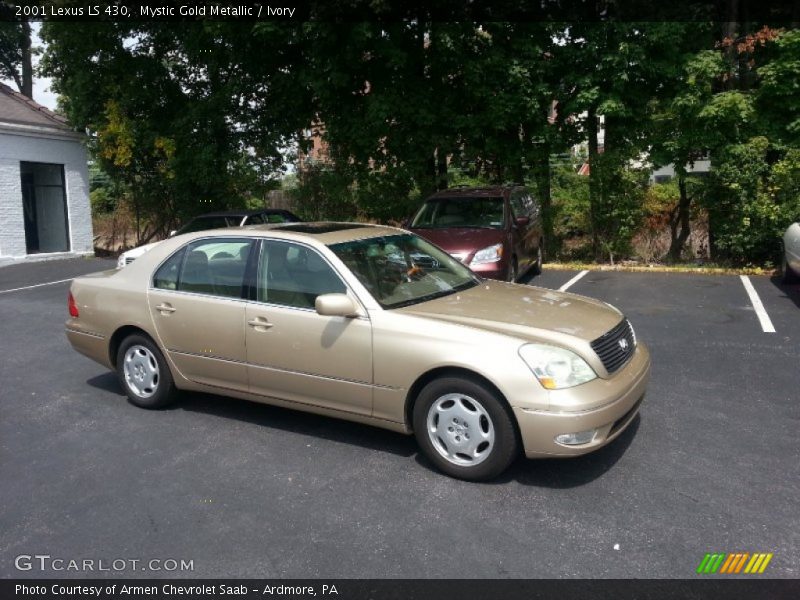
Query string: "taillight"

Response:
xmin=68 ymin=291 xmax=79 ymax=318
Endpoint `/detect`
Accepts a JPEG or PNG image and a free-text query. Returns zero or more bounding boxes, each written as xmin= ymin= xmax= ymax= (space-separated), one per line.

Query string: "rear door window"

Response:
xmin=155 ymin=238 xmax=254 ymax=299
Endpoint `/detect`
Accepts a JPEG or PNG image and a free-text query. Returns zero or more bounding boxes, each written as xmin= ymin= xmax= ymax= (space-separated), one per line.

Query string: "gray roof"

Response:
xmin=0 ymin=83 xmax=72 ymax=131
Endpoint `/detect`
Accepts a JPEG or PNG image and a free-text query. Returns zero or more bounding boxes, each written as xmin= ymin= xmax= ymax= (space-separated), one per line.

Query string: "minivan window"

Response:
xmin=410 ymin=197 xmax=505 ymax=229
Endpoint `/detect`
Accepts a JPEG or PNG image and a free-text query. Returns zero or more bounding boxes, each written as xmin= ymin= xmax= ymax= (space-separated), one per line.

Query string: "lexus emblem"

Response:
xmin=618 ymin=339 xmax=629 ymax=351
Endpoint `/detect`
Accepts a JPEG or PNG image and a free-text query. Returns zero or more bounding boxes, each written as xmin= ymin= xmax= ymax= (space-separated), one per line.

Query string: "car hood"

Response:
xmin=397 ymin=280 xmax=622 ymax=343
xmin=409 ymin=227 xmax=504 ymax=257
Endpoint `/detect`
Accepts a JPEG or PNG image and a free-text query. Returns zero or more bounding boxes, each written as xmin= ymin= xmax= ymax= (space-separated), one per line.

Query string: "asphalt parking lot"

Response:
xmin=1 ymin=257 xmax=798 ymax=579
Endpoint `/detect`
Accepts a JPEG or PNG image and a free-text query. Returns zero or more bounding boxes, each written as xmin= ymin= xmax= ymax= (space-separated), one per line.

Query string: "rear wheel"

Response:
xmin=116 ymin=334 xmax=176 ymax=409
xmin=412 ymin=376 xmax=519 ymax=481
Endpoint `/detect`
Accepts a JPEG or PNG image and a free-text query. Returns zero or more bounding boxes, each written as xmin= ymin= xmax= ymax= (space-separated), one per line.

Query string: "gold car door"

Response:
xmin=245 ymin=240 xmax=373 ymax=415
xmin=148 ymin=238 xmax=253 ymax=391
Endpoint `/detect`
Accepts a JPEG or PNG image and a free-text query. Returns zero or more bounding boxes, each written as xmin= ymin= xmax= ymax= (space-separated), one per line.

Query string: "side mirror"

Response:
xmin=515 ymin=216 xmax=530 ymax=228
xmin=168 ymin=230 xmax=178 ymax=237
xmin=315 ymin=293 xmax=360 ymax=318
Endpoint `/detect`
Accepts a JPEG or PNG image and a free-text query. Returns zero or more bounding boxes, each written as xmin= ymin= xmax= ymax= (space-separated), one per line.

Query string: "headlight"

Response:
xmin=518 ymin=344 xmax=597 ymax=390
xmin=117 ymin=255 xmax=126 ymax=269
xmin=470 ymin=243 xmax=503 ymax=265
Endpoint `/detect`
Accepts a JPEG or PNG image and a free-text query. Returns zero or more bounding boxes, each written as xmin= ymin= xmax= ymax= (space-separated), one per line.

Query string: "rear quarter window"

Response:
xmin=153 ymin=248 xmax=186 ymax=290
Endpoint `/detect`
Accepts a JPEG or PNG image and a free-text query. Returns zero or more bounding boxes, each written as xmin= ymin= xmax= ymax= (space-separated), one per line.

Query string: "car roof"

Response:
xmin=191 ymin=221 xmax=404 ymax=245
xmin=190 ymin=208 xmax=295 ymax=218
xmin=426 ymin=185 xmax=524 ymax=200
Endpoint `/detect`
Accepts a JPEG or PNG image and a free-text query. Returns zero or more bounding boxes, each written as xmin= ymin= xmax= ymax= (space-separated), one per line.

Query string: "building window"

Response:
xmin=20 ymin=162 xmax=70 ymax=254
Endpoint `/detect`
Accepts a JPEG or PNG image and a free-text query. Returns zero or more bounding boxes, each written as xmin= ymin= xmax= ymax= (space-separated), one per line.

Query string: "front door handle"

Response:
xmin=248 ymin=317 xmax=273 ymax=331
xmin=155 ymin=303 xmax=176 ymax=313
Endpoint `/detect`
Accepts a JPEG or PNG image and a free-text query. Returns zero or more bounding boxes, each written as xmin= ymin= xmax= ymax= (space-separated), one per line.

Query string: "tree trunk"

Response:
xmin=587 ymin=105 xmax=601 ymax=260
xmin=436 ymin=148 xmax=447 ymax=190
xmin=531 ymin=141 xmax=552 ymax=260
xmin=21 ymin=21 xmax=33 ymax=99
xmin=667 ymin=172 xmax=692 ymax=262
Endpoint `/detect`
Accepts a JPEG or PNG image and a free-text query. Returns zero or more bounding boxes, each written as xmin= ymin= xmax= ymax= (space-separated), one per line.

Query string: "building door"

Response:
xmin=20 ymin=162 xmax=70 ymax=254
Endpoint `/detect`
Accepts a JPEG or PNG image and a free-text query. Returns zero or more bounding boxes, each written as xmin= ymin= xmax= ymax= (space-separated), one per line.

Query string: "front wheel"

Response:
xmin=506 ymin=257 xmax=518 ymax=282
xmin=116 ymin=334 xmax=176 ymax=409
xmin=412 ymin=377 xmax=519 ymax=481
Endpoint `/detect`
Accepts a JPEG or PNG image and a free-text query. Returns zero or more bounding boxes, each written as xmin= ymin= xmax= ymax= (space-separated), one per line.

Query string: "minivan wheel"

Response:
xmin=507 ymin=257 xmax=518 ymax=282
xmin=413 ymin=377 xmax=519 ymax=481
xmin=116 ymin=334 xmax=176 ymax=409
xmin=533 ymin=241 xmax=543 ymax=275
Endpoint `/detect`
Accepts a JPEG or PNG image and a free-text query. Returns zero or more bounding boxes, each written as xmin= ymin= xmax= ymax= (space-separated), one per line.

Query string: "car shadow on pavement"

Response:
xmin=770 ymin=275 xmax=800 ymax=309
xmin=87 ymin=371 xmax=638 ymax=482
xmin=87 ymin=372 xmax=416 ymax=458
xmin=499 ymin=415 xmax=641 ymax=488
xmin=86 ymin=372 xmax=126 ymax=395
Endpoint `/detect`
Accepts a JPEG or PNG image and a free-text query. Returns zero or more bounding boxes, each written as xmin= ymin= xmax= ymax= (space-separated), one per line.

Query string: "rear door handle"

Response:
xmin=248 ymin=317 xmax=273 ymax=331
xmin=155 ymin=303 xmax=176 ymax=313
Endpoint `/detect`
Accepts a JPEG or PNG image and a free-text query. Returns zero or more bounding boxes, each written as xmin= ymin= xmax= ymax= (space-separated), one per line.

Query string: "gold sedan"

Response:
xmin=66 ymin=223 xmax=650 ymax=480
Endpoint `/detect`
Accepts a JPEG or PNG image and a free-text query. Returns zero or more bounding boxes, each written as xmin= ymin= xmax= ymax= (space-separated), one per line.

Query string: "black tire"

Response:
xmin=412 ymin=376 xmax=519 ymax=481
xmin=532 ymin=240 xmax=543 ymax=275
xmin=782 ymin=256 xmax=799 ymax=284
xmin=507 ymin=256 xmax=518 ymax=282
xmin=116 ymin=334 xmax=176 ymax=409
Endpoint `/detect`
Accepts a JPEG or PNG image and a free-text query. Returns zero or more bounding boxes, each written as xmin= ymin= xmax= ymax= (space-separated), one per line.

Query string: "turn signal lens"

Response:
xmin=68 ymin=291 xmax=79 ymax=318
xmin=555 ymin=429 xmax=597 ymax=446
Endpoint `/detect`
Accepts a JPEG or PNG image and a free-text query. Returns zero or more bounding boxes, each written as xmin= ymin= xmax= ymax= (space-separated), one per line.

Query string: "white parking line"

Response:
xmin=740 ymin=275 xmax=776 ymax=333
xmin=558 ymin=270 xmax=590 ymax=292
xmin=0 ymin=278 xmax=73 ymax=295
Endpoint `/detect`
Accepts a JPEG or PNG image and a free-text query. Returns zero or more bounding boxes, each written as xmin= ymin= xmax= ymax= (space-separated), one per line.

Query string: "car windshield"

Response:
xmin=328 ymin=234 xmax=480 ymax=309
xmin=177 ymin=216 xmax=241 ymax=235
xmin=410 ymin=197 xmax=505 ymax=229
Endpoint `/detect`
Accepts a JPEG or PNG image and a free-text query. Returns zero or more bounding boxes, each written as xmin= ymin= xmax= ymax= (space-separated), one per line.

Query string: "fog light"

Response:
xmin=555 ymin=429 xmax=597 ymax=446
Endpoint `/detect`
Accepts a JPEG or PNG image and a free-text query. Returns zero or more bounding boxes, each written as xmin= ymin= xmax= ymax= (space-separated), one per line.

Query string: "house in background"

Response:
xmin=0 ymin=83 xmax=92 ymax=264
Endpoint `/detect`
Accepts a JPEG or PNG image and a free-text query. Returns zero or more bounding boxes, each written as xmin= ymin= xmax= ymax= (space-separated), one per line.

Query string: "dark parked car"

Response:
xmin=408 ymin=186 xmax=543 ymax=281
xmin=118 ymin=209 xmax=301 ymax=268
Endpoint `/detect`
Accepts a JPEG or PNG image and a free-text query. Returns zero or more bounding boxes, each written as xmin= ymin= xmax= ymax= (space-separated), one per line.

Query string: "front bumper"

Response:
xmin=514 ymin=343 xmax=651 ymax=457
xmin=470 ymin=261 xmax=508 ymax=280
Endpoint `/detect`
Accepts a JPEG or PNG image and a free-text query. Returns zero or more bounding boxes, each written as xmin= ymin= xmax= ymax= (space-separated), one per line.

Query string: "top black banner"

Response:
xmin=0 ymin=0 xmax=799 ymax=22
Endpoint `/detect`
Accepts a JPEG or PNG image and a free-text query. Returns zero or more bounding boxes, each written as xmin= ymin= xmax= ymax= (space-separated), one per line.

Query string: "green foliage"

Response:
xmin=551 ymin=164 xmax=590 ymax=238
xmin=289 ymin=163 xmax=358 ymax=222
xmin=703 ymin=137 xmax=799 ymax=264
xmin=757 ymin=29 xmax=800 ymax=146
xmin=592 ymin=157 xmax=648 ymax=260
xmin=90 ymin=187 xmax=114 ymax=214
xmin=35 ymin=17 xmax=800 ymax=265
xmin=39 ymin=22 xmax=309 ymax=241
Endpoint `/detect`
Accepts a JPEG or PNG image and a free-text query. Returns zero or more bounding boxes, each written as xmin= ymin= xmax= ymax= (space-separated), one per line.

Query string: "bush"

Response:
xmin=704 ymin=138 xmax=800 ymax=265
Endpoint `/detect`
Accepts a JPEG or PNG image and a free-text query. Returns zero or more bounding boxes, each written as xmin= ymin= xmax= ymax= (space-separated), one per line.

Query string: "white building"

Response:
xmin=0 ymin=83 xmax=93 ymax=263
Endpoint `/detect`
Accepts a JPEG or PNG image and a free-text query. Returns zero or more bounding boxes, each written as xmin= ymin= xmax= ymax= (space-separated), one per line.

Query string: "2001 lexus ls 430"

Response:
xmin=66 ymin=223 xmax=650 ymax=480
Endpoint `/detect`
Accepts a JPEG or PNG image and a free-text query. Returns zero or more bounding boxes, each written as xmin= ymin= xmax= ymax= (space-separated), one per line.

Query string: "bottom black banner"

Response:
xmin=2 ymin=579 xmax=799 ymax=600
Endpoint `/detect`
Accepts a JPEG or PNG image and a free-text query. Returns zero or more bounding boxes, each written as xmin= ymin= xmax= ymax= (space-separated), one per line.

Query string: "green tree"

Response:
xmin=551 ymin=22 xmax=710 ymax=261
xmin=40 ymin=22 xmax=309 ymax=242
xmin=0 ymin=20 xmax=33 ymax=97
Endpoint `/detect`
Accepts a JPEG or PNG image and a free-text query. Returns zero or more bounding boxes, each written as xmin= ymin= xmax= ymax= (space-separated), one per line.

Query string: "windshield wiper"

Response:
xmin=388 ymin=279 xmax=479 ymax=309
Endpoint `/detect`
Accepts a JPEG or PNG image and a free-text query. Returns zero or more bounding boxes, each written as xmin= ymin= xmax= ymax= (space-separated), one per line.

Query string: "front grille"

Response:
xmin=590 ymin=318 xmax=636 ymax=375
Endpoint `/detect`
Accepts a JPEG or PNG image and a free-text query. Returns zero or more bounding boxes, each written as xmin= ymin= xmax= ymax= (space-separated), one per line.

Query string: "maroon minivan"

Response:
xmin=408 ymin=186 xmax=543 ymax=281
